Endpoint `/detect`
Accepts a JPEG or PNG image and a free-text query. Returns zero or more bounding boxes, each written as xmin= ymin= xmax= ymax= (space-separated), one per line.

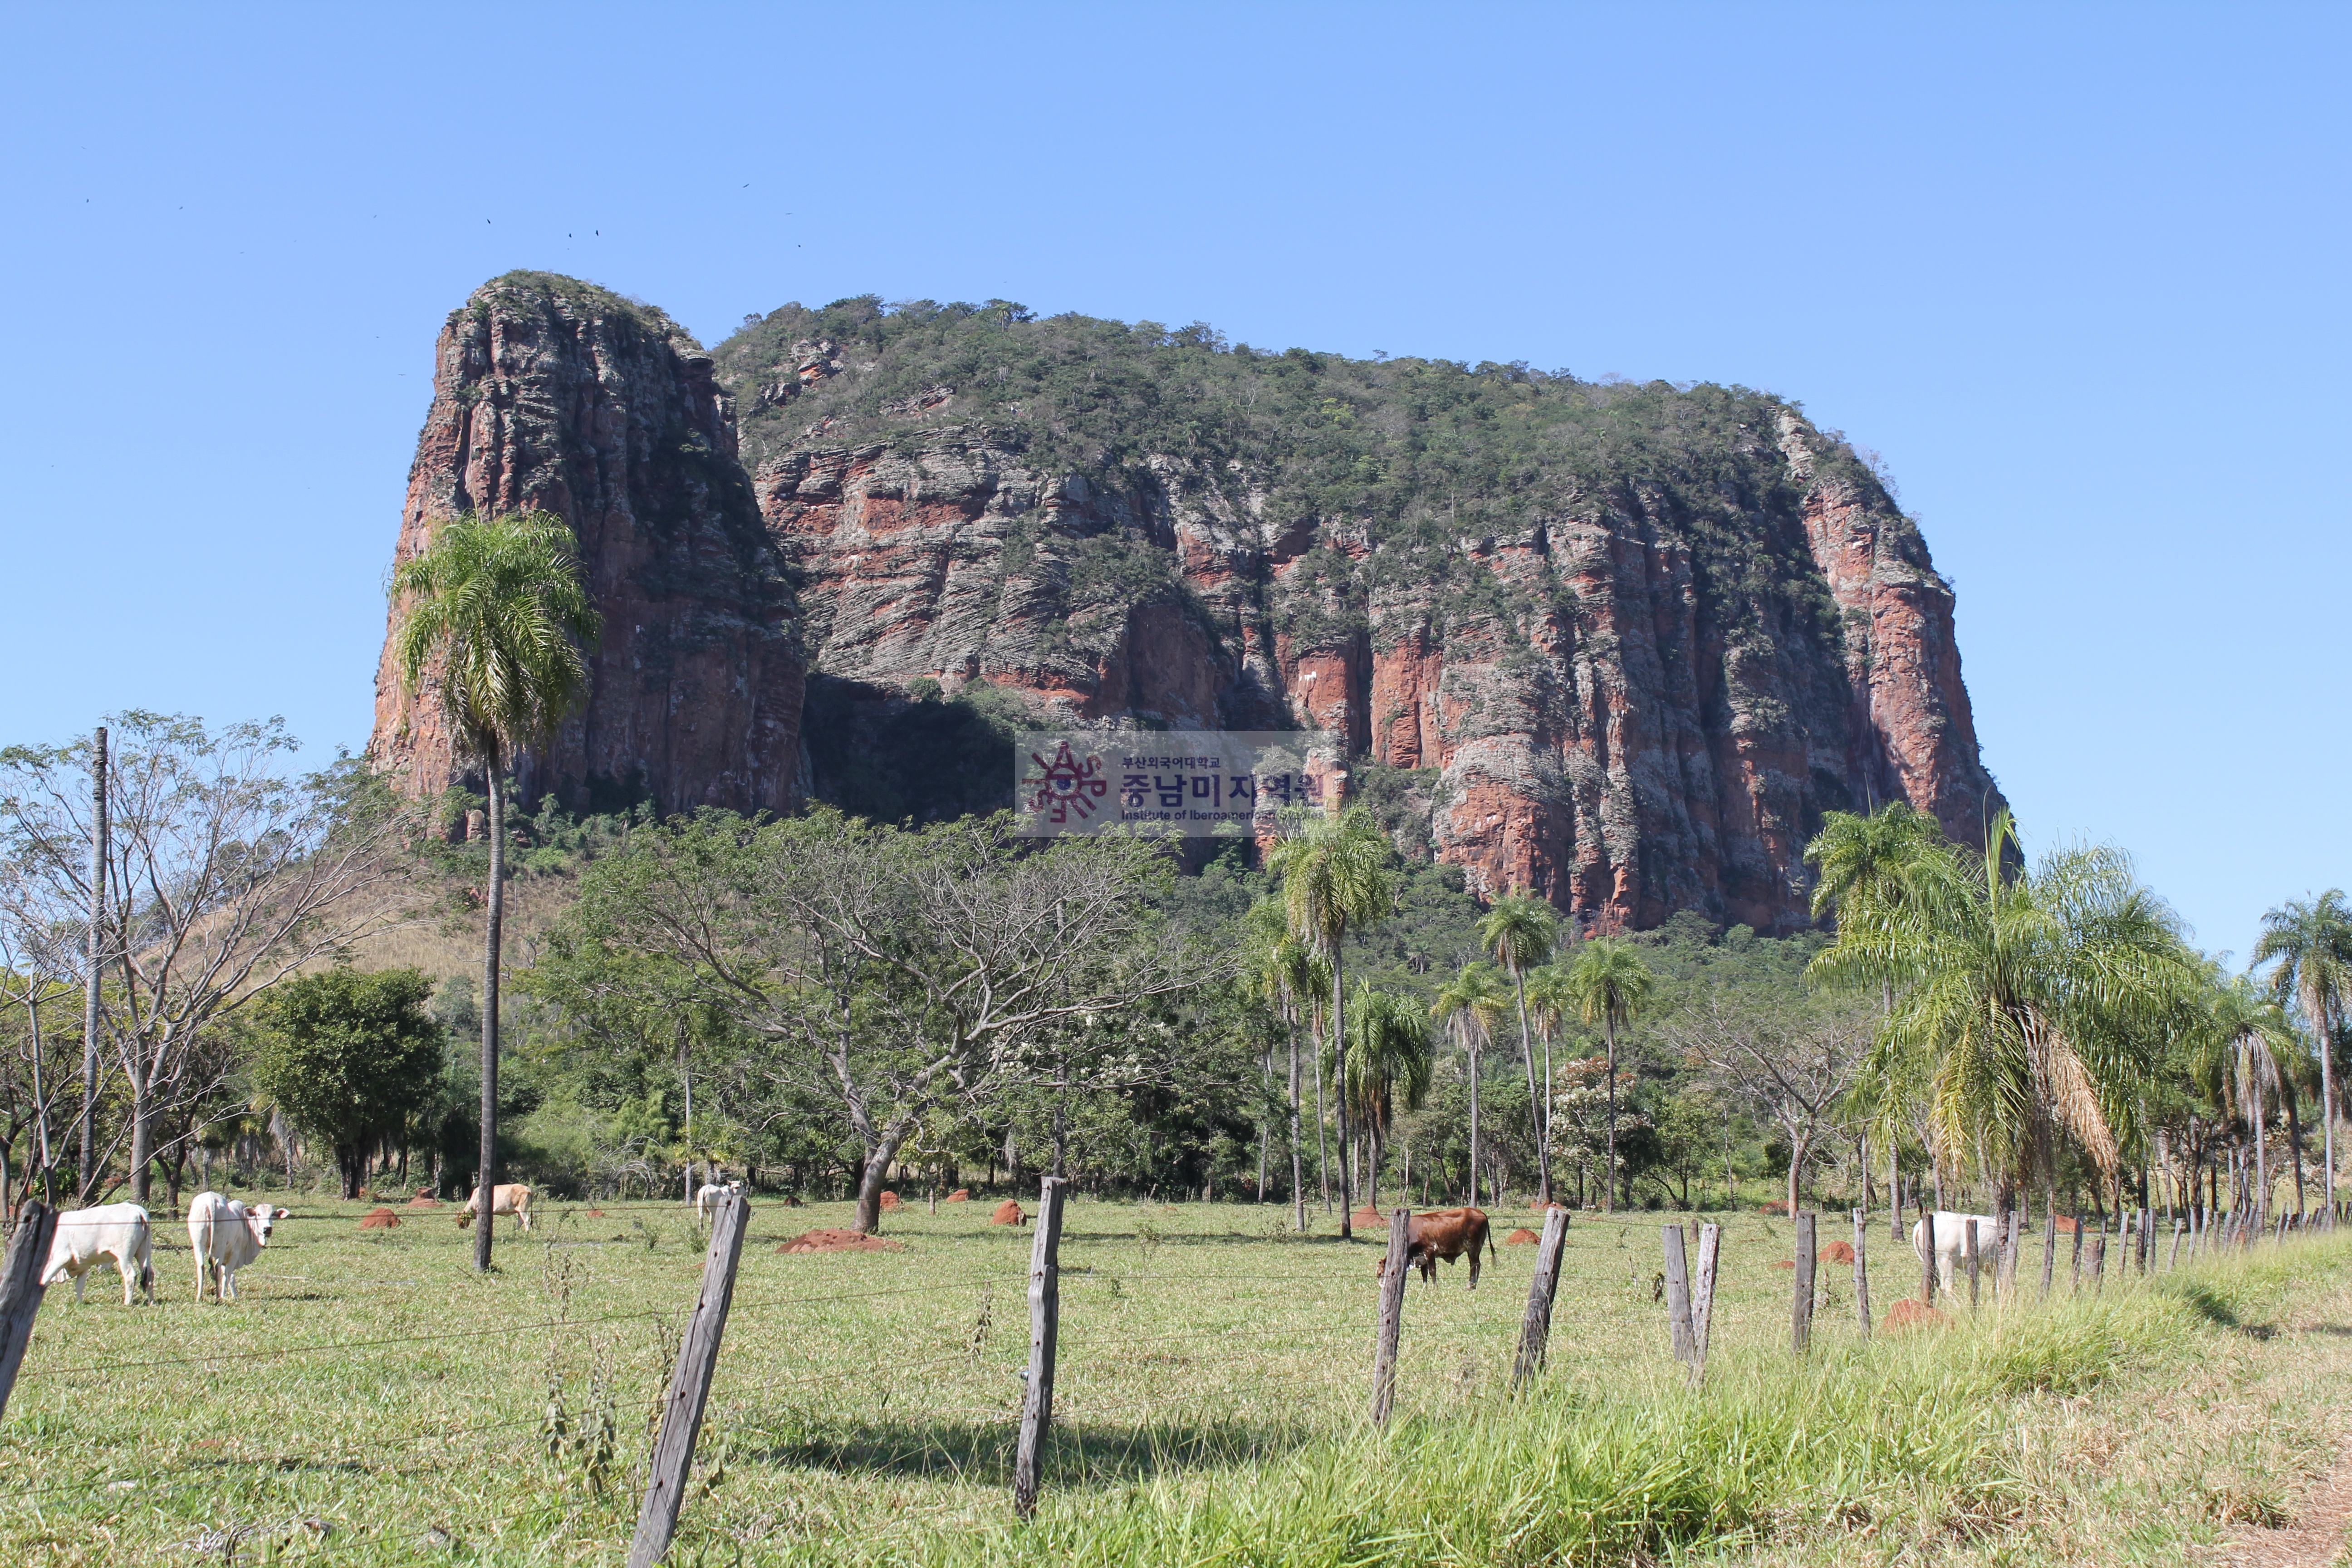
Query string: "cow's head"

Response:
xmin=246 ymin=1204 xmax=283 ymax=1244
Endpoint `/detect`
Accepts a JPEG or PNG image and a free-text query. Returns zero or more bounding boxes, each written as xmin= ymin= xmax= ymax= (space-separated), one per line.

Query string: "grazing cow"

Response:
xmin=455 ymin=1183 xmax=534 ymax=1233
xmin=1909 ymin=1210 xmax=2005 ymax=1291
xmin=186 ymin=1192 xmax=285 ymax=1303
xmin=42 ymin=1204 xmax=155 ymax=1305
xmin=1372 ymin=1207 xmax=1497 ymax=1290
xmin=695 ymin=1180 xmax=744 ymax=1222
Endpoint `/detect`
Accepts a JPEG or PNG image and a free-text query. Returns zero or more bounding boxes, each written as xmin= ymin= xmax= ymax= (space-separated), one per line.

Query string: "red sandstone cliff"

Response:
xmin=368 ymin=274 xmax=801 ymax=816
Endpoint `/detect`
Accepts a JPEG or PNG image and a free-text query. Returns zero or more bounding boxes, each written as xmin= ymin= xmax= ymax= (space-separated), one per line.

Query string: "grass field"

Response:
xmin=2 ymin=1191 xmax=2346 ymax=1565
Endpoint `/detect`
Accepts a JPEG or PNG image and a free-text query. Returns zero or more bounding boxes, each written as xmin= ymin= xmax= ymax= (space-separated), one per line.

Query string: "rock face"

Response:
xmin=368 ymin=279 xmax=2007 ymax=935
xmin=368 ymin=274 xmax=801 ymax=815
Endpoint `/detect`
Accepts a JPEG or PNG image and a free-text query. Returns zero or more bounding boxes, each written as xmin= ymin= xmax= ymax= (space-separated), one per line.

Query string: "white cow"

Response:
xmin=1910 ymin=1210 xmax=2008 ymax=1291
xmin=695 ymin=1180 xmax=744 ymax=1223
xmin=456 ymin=1183 xmax=534 ymax=1233
xmin=41 ymin=1203 xmax=155 ymax=1305
xmin=187 ymin=1191 xmax=286 ymax=1303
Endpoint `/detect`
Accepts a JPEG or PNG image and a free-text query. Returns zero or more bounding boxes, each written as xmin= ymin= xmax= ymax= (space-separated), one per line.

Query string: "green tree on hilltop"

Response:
xmin=254 ymin=968 xmax=444 ymax=1200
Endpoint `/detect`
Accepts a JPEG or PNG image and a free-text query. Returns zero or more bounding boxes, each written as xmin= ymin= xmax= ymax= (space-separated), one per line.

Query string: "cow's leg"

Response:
xmin=72 ymin=1269 xmax=87 ymax=1305
xmin=119 ymin=1256 xmax=137 ymax=1307
xmin=1469 ymin=1245 xmax=1481 ymax=1290
xmin=221 ymin=1268 xmax=236 ymax=1303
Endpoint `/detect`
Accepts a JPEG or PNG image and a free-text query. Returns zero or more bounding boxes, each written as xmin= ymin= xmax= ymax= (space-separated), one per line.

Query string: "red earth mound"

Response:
xmin=2054 ymin=1215 xmax=2080 ymax=1234
xmin=1505 ymin=1228 xmax=1540 ymax=1245
xmin=1771 ymin=1259 xmax=1795 ymax=1270
xmin=879 ymin=1191 xmax=902 ymax=1211
xmin=779 ymin=1228 xmax=905 ymax=1255
xmin=1882 ymin=1298 xmax=1949 ymax=1332
xmin=406 ymin=1196 xmax=443 ymax=1209
xmin=1819 ymin=1240 xmax=1856 ymax=1264
xmin=946 ymin=1189 xmax=970 ymax=1202
xmin=1349 ymin=1205 xmax=1385 ymax=1229
xmin=584 ymin=1208 xmax=605 ymax=1218
xmin=359 ymin=1207 xmax=402 ymax=1230
xmin=1759 ymin=1200 xmax=1791 ymax=1216
xmin=991 ymin=1201 xmax=1026 ymax=1225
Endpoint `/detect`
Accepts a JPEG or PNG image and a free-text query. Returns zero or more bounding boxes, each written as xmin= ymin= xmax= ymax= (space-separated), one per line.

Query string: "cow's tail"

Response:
xmin=191 ymin=1207 xmax=218 ymax=1286
xmin=1486 ymin=1218 xmax=1498 ymax=1264
xmin=135 ymin=1221 xmax=155 ymax=1301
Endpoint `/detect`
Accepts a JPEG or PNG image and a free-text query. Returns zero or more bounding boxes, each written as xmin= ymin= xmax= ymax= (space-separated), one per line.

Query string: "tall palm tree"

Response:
xmin=1477 ymin=890 xmax=1557 ymax=1201
xmin=1246 ymin=896 xmax=1328 ymax=1234
xmin=1811 ymin=811 xmax=2195 ymax=1224
xmin=390 ymin=510 xmax=599 ymax=1272
xmin=1431 ymin=962 xmax=1509 ymax=1205
xmin=1263 ymin=805 xmax=1394 ymax=1239
xmin=2252 ymin=891 xmax=2352 ymax=1227
xmin=1526 ymin=961 xmax=1575 ymax=1204
xmin=1328 ymin=984 xmax=1433 ymax=1207
xmin=1562 ymin=938 xmax=1656 ymax=1213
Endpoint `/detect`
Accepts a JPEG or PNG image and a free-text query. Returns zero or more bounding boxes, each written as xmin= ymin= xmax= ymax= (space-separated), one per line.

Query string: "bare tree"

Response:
xmin=1669 ymin=989 xmax=1873 ymax=1217
xmin=0 ymin=715 xmax=416 ymax=1201
xmin=0 ymin=871 xmax=81 ymax=1204
xmin=535 ymin=810 xmax=1228 ymax=1234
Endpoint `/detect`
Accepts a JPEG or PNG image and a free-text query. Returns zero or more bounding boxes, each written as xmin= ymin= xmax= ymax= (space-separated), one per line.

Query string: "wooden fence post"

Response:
xmin=1012 ymin=1176 xmax=1068 ymax=1520
xmin=2040 ymin=1211 xmax=2057 ymax=1299
xmin=2071 ymin=1213 xmax=2084 ymax=1292
xmin=1370 ymin=1208 xmax=1411 ymax=1428
xmin=627 ymin=1189 xmax=748 ymax=1568
xmin=1998 ymin=1210 xmax=2019 ymax=1299
xmin=2090 ymin=1223 xmax=2107 ymax=1294
xmin=1661 ymin=1225 xmax=1695 ymax=1363
xmin=1920 ymin=1205 xmax=1937 ymax=1306
xmin=2169 ymin=1218 xmax=2184 ymax=1270
xmin=0 ymin=1203 xmax=58 ymax=1424
xmin=1510 ymin=1207 xmax=1569 ymax=1389
xmin=1964 ymin=1219 xmax=1980 ymax=1310
xmin=1689 ymin=1223 xmax=1721 ymax=1387
xmin=1792 ymin=1212 xmax=1817 ymax=1354
xmin=1852 ymin=1208 xmax=1872 ymax=1340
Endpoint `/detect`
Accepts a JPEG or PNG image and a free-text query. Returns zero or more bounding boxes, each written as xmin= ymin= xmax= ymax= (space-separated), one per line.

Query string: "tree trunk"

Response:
xmin=2285 ymin=1087 xmax=2308 ymax=1216
xmin=2252 ymin=1071 xmax=2269 ymax=1229
xmin=679 ymin=1032 xmax=694 ymax=1203
xmin=1313 ymin=1007 xmax=1330 ymax=1213
xmin=1511 ymin=971 xmax=1544 ymax=1203
xmin=127 ymin=1058 xmax=151 ymax=1202
xmin=2313 ymin=978 xmax=2337 ymax=1229
xmin=80 ymin=726 xmax=107 ymax=1202
xmin=1332 ymin=955 xmax=1352 ymax=1239
xmin=1539 ymin=1021 xmax=1555 ymax=1206
xmin=1787 ymin=1133 xmax=1804 ymax=1220
xmin=853 ymin=1132 xmax=911 ymax=1235
xmin=1258 ymin=1043 xmax=1271 ymax=1202
xmin=1288 ymin=1013 xmax=1305 ymax=1234
xmin=1468 ymin=1040 xmax=1482 ymax=1207
xmin=1603 ymin=1017 xmax=1618 ymax=1214
xmin=475 ymin=764 xmax=505 ymax=1274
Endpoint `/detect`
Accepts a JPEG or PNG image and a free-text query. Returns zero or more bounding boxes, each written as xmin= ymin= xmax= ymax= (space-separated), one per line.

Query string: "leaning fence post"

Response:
xmin=627 ymin=1188 xmax=749 ymax=1568
xmin=2090 ymin=1222 xmax=2107 ymax=1294
xmin=1920 ymin=1205 xmax=1937 ymax=1305
xmin=1511 ymin=1207 xmax=1569 ymax=1388
xmin=1689 ymin=1222 xmax=1720 ymax=1386
xmin=1012 ymin=1176 xmax=1069 ymax=1520
xmin=0 ymin=1202 xmax=59 ymax=1424
xmin=2040 ymin=1210 xmax=2057 ymax=1299
xmin=1370 ymin=1208 xmax=1411 ymax=1427
xmin=2169 ymin=1218 xmax=2184 ymax=1270
xmin=1792 ymin=1212 xmax=1817 ymax=1354
xmin=1998 ymin=1210 xmax=2019 ymax=1299
xmin=1662 ymin=1224 xmax=1695 ymax=1363
xmin=2071 ymin=1213 xmax=2084 ymax=1292
xmin=1851 ymin=1208 xmax=1872 ymax=1340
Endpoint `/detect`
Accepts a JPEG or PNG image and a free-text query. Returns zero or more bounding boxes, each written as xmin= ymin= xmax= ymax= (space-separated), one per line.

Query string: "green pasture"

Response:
xmin=0 ymin=1195 xmax=2343 ymax=1565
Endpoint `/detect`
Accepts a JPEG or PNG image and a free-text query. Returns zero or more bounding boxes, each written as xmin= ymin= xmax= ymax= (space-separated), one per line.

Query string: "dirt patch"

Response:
xmin=778 ymin=1228 xmax=905 ymax=1255
xmin=946 ymin=1189 xmax=970 ymax=1203
xmin=1349 ymin=1205 xmax=1386 ymax=1229
xmin=991 ymin=1201 xmax=1026 ymax=1226
xmin=1759 ymin=1200 xmax=1791 ymax=1216
xmin=1819 ymin=1240 xmax=1856 ymax=1264
xmin=1771 ymin=1259 xmax=1795 ymax=1271
xmin=1882 ymin=1298 xmax=1948 ymax=1332
xmin=878 ymin=1191 xmax=902 ymax=1211
xmin=2227 ymin=1438 xmax=2352 ymax=1565
xmin=359 ymin=1207 xmax=402 ymax=1230
xmin=1505 ymin=1228 xmax=1540 ymax=1245
xmin=583 ymin=1208 xmax=604 ymax=1218
xmin=405 ymin=1197 xmax=443 ymax=1210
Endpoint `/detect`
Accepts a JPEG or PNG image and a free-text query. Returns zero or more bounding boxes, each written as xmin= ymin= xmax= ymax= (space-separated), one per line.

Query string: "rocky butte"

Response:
xmin=371 ymin=274 xmax=2006 ymax=935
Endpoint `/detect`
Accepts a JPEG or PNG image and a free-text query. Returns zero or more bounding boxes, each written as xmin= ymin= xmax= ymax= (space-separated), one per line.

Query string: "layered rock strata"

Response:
xmin=368 ymin=274 xmax=802 ymax=815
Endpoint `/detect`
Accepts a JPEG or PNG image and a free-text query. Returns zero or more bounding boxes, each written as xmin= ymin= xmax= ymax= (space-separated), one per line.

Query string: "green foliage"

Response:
xmin=253 ymin=968 xmax=444 ymax=1197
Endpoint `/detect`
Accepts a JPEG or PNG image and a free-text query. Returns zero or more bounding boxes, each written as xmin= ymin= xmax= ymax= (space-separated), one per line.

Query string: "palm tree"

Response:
xmin=1328 ymin=984 xmax=1433 ymax=1207
xmin=1247 ymin=897 xmax=1329 ymax=1234
xmin=1525 ymin=961 xmax=1575 ymax=1203
xmin=1263 ymin=806 xmax=1394 ymax=1239
xmin=1477 ymin=890 xmax=1557 ymax=1201
xmin=390 ymin=510 xmax=600 ymax=1272
xmin=2252 ymin=891 xmax=2352 ymax=1227
xmin=1811 ymin=811 xmax=2195 ymax=1225
xmin=1562 ymin=938 xmax=1656 ymax=1213
xmin=1808 ymin=802 xmax=1947 ymax=1212
xmin=2208 ymin=974 xmax=2298 ymax=1228
xmin=1431 ymin=962 xmax=1509 ymax=1205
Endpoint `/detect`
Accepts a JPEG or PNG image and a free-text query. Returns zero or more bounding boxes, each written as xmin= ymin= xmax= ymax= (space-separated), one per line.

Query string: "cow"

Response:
xmin=1909 ymin=1210 xmax=2006 ymax=1293
xmin=41 ymin=1204 xmax=155 ymax=1305
xmin=186 ymin=1192 xmax=285 ymax=1303
xmin=695 ymin=1180 xmax=744 ymax=1223
xmin=1372 ymin=1207 xmax=1497 ymax=1290
xmin=456 ymin=1183 xmax=534 ymax=1233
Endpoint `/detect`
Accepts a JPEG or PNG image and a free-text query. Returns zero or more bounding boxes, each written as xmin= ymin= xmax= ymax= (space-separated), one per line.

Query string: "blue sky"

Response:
xmin=1 ymin=3 xmax=2343 ymax=962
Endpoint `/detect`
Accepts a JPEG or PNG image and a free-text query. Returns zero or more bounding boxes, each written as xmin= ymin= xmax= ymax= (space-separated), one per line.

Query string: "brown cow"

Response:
xmin=1372 ymin=1207 xmax=1496 ymax=1289
xmin=455 ymin=1183 xmax=534 ymax=1233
